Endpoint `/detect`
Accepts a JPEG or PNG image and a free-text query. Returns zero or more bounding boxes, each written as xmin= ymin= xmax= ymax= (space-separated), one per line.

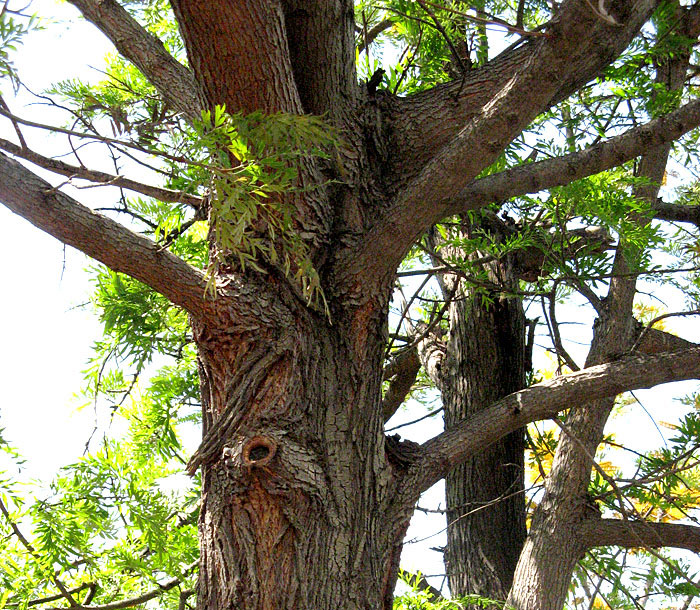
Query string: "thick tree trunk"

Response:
xmin=189 ymin=294 xmax=411 ymax=610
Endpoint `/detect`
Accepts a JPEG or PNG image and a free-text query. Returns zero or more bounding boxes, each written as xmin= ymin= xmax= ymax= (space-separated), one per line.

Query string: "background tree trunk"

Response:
xmin=443 ymin=296 xmax=527 ymax=599
xmin=440 ymin=219 xmax=528 ymax=600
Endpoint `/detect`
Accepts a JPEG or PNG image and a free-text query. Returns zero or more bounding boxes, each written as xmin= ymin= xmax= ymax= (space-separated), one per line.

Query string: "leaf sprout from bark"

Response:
xmin=191 ymin=106 xmax=341 ymax=315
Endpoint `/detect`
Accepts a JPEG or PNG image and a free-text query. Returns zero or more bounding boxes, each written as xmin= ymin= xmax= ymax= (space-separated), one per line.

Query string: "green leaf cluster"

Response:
xmin=0 ymin=4 xmax=38 ymax=90
xmin=191 ymin=106 xmax=339 ymax=310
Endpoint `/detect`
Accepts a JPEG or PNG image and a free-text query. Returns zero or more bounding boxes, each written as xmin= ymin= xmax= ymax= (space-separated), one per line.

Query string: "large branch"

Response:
xmin=66 ymin=0 xmax=205 ymax=121
xmin=397 ymin=347 xmax=700 ymax=502
xmin=381 ymin=0 xmax=656 ymax=197
xmin=652 ymin=199 xmax=700 ymax=228
xmin=353 ymin=94 xmax=700 ymax=286
xmin=351 ymin=0 xmax=657 ymax=285
xmin=447 ymin=97 xmax=700 ymax=217
xmin=578 ymin=518 xmax=700 ymax=553
xmin=0 ymin=152 xmax=210 ymax=319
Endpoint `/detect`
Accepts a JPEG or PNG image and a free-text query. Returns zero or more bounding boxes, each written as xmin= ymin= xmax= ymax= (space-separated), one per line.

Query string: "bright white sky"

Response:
xmin=0 ymin=0 xmax=111 ymax=477
xmin=1 ymin=0 xmax=699 ymax=596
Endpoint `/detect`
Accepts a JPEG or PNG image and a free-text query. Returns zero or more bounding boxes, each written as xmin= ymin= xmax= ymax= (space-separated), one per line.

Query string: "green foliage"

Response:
xmin=191 ymin=106 xmax=339 ymax=309
xmin=0 ymin=439 xmax=199 ymax=609
xmin=395 ymin=571 xmax=509 ymax=609
xmin=0 ymin=3 xmax=38 ymax=90
xmin=48 ymin=55 xmax=181 ymax=145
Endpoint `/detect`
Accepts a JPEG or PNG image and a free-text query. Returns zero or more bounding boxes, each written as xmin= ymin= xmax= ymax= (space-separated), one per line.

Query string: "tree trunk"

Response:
xmin=189 ymin=295 xmax=412 ymax=610
xmin=443 ymin=297 xmax=527 ymax=599
xmin=440 ymin=220 xmax=527 ymax=600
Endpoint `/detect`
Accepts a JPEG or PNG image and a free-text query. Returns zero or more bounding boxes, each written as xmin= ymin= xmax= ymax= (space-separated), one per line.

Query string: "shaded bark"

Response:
xmin=442 ymin=290 xmax=527 ymax=599
xmin=436 ymin=218 xmax=528 ymax=600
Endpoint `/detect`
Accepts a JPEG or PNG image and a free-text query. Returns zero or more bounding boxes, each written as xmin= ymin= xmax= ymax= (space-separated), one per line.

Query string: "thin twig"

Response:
xmin=415 ymin=0 xmax=466 ymax=73
xmin=416 ymin=0 xmax=548 ymax=37
xmin=0 ymin=95 xmax=27 ymax=148
xmin=386 ymin=406 xmax=445 ymax=432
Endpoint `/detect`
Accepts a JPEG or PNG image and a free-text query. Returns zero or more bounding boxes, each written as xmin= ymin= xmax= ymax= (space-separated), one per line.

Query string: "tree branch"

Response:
xmin=0 ymin=137 xmax=203 ymax=208
xmin=351 ymin=0 xmax=661 ymax=284
xmin=66 ymin=0 xmax=205 ymax=121
xmin=47 ymin=568 xmax=193 ymax=610
xmin=357 ymin=18 xmax=394 ymax=53
xmin=446 ymin=96 xmax=700 ymax=216
xmin=0 ymin=152 xmax=210 ymax=319
xmin=353 ymin=93 xmax=700 ymax=287
xmin=399 ymin=347 xmax=700 ymax=501
xmin=652 ymin=199 xmax=700 ymax=228
xmin=381 ymin=348 xmax=421 ymax=422
xmin=381 ymin=0 xmax=656 ymax=198
xmin=578 ymin=518 xmax=700 ymax=553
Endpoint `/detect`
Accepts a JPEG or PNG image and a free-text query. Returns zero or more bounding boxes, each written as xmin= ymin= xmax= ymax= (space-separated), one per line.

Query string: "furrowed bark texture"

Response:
xmin=192 ymin=303 xmax=410 ymax=610
xmin=442 ymin=292 xmax=526 ymax=599
xmin=165 ymin=4 xmax=404 ymax=609
xmin=5 ymin=0 xmax=700 ymax=608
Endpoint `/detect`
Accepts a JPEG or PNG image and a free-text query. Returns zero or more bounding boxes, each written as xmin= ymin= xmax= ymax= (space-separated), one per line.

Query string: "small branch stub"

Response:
xmin=242 ymin=435 xmax=277 ymax=468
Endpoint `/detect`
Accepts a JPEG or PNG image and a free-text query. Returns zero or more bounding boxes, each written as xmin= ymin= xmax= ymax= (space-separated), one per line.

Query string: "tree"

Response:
xmin=1 ymin=0 xmax=700 ymax=609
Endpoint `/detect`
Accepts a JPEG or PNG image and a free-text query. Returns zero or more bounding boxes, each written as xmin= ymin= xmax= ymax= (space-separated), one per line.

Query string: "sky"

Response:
xmin=1 ymin=0 xmax=700 ymax=597
xmin=0 ymin=0 xmax=112 ymax=477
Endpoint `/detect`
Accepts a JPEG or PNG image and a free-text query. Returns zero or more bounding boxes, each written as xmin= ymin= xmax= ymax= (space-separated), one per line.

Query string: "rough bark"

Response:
xmin=433 ymin=218 xmax=528 ymax=600
xmin=191 ymin=303 xmax=409 ymax=610
xmin=442 ymin=290 xmax=527 ymax=600
xmin=4 ymin=1 xmax=700 ymax=609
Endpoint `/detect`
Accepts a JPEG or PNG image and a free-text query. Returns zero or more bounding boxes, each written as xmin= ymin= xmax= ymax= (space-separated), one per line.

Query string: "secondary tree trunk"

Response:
xmin=440 ymin=219 xmax=527 ymax=600
xmin=443 ymin=297 xmax=527 ymax=599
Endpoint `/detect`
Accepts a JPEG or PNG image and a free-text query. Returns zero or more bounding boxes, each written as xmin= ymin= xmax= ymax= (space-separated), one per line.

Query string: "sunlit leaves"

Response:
xmin=191 ymin=106 xmax=339 ymax=310
xmin=394 ymin=571 xmax=507 ymax=609
xmin=0 ymin=3 xmax=38 ymax=90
